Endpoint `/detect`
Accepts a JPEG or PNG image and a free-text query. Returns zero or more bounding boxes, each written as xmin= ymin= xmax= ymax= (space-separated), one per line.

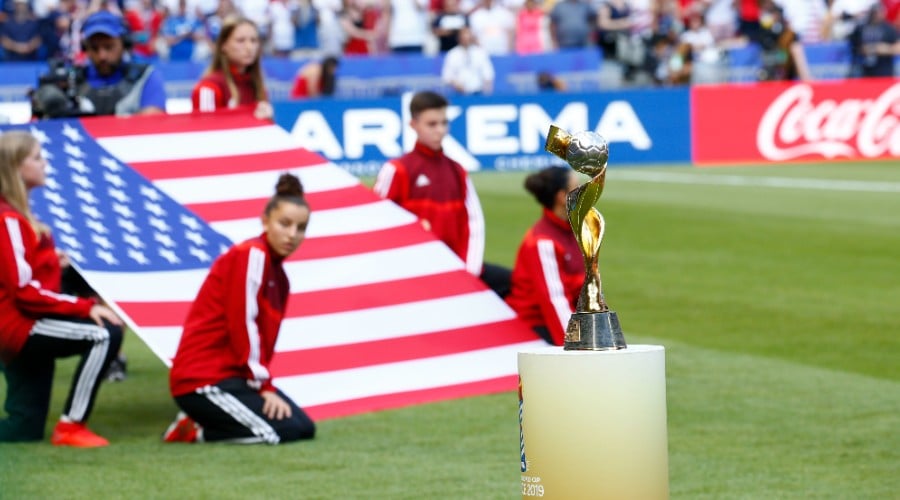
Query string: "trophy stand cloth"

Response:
xmin=517 ymin=345 xmax=669 ymax=500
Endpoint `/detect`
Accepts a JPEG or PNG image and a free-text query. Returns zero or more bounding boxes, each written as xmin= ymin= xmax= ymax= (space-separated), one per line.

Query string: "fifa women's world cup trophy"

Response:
xmin=544 ymin=125 xmax=627 ymax=350
xmin=518 ymin=125 xmax=668 ymax=500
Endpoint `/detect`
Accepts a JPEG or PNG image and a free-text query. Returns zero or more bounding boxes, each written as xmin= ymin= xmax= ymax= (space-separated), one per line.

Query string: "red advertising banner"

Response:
xmin=692 ymin=78 xmax=900 ymax=165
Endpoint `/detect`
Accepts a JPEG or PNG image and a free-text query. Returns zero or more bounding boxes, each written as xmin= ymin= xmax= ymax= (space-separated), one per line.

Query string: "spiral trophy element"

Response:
xmin=545 ymin=125 xmax=627 ymax=351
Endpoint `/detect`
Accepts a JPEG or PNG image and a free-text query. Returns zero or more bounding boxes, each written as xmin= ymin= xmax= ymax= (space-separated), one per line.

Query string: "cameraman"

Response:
xmin=77 ymin=10 xmax=167 ymax=116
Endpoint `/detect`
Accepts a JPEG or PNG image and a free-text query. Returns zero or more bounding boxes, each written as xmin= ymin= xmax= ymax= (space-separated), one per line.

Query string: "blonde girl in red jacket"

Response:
xmin=0 ymin=131 xmax=123 ymax=448
xmin=164 ymin=173 xmax=315 ymax=444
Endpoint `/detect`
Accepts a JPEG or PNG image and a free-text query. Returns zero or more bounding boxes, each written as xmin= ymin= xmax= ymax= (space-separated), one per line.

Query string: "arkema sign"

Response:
xmin=274 ymin=89 xmax=692 ymax=175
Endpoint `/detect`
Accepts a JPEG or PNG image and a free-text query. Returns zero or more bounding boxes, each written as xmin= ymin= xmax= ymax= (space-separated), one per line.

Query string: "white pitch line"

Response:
xmin=609 ymin=170 xmax=900 ymax=193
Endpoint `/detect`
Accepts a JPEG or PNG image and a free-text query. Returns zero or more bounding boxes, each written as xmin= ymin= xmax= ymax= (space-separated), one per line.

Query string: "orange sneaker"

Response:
xmin=162 ymin=412 xmax=198 ymax=443
xmin=51 ymin=421 xmax=109 ymax=448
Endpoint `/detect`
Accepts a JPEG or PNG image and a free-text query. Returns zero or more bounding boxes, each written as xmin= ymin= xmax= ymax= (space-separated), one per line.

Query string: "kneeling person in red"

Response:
xmin=165 ymin=174 xmax=315 ymax=444
xmin=0 ymin=131 xmax=124 ymax=448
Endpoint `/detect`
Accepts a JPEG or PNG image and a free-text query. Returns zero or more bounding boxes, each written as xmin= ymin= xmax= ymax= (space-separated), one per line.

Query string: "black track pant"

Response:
xmin=0 ymin=318 xmax=123 ymax=442
xmin=174 ymin=377 xmax=316 ymax=444
xmin=481 ymin=262 xmax=512 ymax=298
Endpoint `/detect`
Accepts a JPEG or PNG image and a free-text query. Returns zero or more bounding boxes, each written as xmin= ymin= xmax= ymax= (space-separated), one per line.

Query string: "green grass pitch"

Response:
xmin=1 ymin=161 xmax=898 ymax=498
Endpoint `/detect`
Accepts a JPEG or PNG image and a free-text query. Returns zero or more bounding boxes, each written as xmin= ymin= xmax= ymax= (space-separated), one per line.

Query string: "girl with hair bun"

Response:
xmin=505 ymin=166 xmax=584 ymax=345
xmin=165 ymin=173 xmax=316 ymax=444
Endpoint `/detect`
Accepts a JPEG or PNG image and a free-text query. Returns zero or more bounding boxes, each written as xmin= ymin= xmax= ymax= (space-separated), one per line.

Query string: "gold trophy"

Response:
xmin=545 ymin=125 xmax=627 ymax=351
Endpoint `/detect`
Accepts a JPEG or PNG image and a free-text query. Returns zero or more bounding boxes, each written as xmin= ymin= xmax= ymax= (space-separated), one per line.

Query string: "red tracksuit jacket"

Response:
xmin=192 ymin=69 xmax=260 ymax=112
xmin=505 ymin=209 xmax=584 ymax=345
xmin=169 ymin=234 xmax=289 ymax=396
xmin=0 ymin=198 xmax=94 ymax=363
xmin=373 ymin=142 xmax=485 ymax=275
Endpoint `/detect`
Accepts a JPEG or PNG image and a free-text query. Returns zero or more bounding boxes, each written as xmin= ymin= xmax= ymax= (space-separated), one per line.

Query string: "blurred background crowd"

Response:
xmin=1 ymin=0 xmax=898 ymax=92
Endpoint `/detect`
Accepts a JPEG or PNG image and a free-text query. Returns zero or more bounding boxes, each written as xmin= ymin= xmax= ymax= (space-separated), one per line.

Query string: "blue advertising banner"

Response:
xmin=273 ymin=89 xmax=691 ymax=176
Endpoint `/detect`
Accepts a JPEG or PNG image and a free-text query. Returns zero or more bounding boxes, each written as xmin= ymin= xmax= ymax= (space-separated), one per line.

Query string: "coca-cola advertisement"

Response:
xmin=692 ymin=78 xmax=900 ymax=165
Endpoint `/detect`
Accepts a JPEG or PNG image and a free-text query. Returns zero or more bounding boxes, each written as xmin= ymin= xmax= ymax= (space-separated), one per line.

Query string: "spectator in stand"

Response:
xmin=703 ymin=0 xmax=737 ymax=42
xmin=192 ymin=16 xmax=274 ymax=119
xmin=756 ymin=0 xmax=811 ymax=81
xmin=163 ymin=173 xmax=316 ymax=445
xmin=1 ymin=0 xmax=42 ymax=61
xmin=680 ymin=7 xmax=720 ymax=64
xmin=235 ymin=0 xmax=272 ymax=43
xmin=374 ymin=91 xmax=511 ymax=298
xmin=39 ymin=0 xmax=77 ymax=60
xmin=549 ymin=0 xmax=597 ymax=49
xmin=514 ymin=0 xmax=543 ymax=54
xmin=647 ymin=0 xmax=689 ymax=85
xmin=735 ymin=0 xmax=762 ymax=43
xmin=825 ymin=0 xmax=877 ymax=40
xmin=596 ymin=0 xmax=633 ymax=60
xmin=885 ymin=0 xmax=900 ymax=28
xmin=441 ymin=25 xmax=494 ymax=94
xmin=341 ymin=0 xmax=382 ymax=55
xmin=776 ymin=0 xmax=828 ymax=44
xmin=650 ymin=36 xmax=692 ymax=84
xmin=381 ymin=0 xmax=430 ymax=53
xmin=123 ymin=0 xmax=163 ymax=59
xmin=204 ymin=0 xmax=239 ymax=42
xmin=549 ymin=0 xmax=596 ymax=50
xmin=290 ymin=55 xmax=339 ymax=97
xmin=848 ymin=3 xmax=899 ymax=77
xmin=313 ymin=0 xmax=346 ymax=56
xmin=269 ymin=0 xmax=297 ymax=57
xmin=505 ymin=166 xmax=582 ymax=346
xmin=292 ymin=0 xmax=319 ymax=50
xmin=0 ymin=130 xmax=124 ymax=447
xmin=468 ymin=0 xmax=515 ymax=55
xmin=432 ymin=0 xmax=467 ymax=52
xmin=656 ymin=0 xmax=683 ymax=36
xmin=158 ymin=0 xmax=205 ymax=60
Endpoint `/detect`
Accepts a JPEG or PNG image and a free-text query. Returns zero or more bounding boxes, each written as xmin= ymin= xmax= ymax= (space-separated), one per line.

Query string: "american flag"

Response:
xmin=4 ymin=112 xmax=542 ymax=420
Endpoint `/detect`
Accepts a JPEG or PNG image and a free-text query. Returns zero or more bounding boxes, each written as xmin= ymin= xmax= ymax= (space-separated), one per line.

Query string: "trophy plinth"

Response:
xmin=565 ymin=311 xmax=627 ymax=351
xmin=544 ymin=124 xmax=626 ymax=351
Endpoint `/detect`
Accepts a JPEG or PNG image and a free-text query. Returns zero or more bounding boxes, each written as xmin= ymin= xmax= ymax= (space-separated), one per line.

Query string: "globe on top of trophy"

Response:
xmin=544 ymin=125 xmax=609 ymax=178
xmin=544 ymin=124 xmax=626 ymax=351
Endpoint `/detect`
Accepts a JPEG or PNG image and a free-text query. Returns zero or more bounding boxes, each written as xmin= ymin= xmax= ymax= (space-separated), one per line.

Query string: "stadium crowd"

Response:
xmin=1 ymin=0 xmax=898 ymax=88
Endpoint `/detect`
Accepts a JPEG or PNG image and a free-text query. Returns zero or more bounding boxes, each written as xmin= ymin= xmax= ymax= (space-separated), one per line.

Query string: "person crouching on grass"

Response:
xmin=505 ymin=166 xmax=583 ymax=346
xmin=163 ymin=173 xmax=316 ymax=444
xmin=0 ymin=131 xmax=124 ymax=448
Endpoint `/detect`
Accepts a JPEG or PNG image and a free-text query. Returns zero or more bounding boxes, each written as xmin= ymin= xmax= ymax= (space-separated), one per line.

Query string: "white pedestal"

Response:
xmin=517 ymin=345 xmax=669 ymax=500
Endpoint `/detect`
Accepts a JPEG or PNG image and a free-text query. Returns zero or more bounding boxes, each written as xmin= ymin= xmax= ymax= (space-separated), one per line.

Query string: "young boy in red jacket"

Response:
xmin=373 ymin=91 xmax=510 ymax=296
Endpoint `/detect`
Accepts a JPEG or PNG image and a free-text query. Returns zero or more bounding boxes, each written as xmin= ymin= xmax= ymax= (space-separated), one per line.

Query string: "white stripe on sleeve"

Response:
xmin=372 ymin=162 xmax=397 ymax=198
xmin=5 ymin=217 xmax=32 ymax=287
xmin=464 ymin=177 xmax=485 ymax=276
xmin=537 ymin=239 xmax=571 ymax=334
xmin=199 ymin=87 xmax=217 ymax=112
xmin=245 ymin=247 xmax=270 ymax=384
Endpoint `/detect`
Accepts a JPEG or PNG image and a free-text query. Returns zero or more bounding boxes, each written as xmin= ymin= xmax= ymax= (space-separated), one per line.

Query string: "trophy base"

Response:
xmin=564 ymin=311 xmax=627 ymax=351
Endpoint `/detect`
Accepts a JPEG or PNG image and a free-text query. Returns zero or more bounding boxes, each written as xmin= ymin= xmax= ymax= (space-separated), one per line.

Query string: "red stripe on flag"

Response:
xmin=305 ymin=375 xmax=518 ymax=421
xmin=80 ymin=110 xmax=264 ymax=137
xmin=185 ymin=185 xmax=381 ymax=221
xmin=118 ymin=270 xmax=486 ymax=325
xmin=290 ymin=224 xmax=437 ymax=260
xmin=271 ymin=320 xmax=534 ymax=376
xmin=128 ymin=148 xmax=326 ymax=180
xmin=287 ymin=271 xmax=485 ymax=316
